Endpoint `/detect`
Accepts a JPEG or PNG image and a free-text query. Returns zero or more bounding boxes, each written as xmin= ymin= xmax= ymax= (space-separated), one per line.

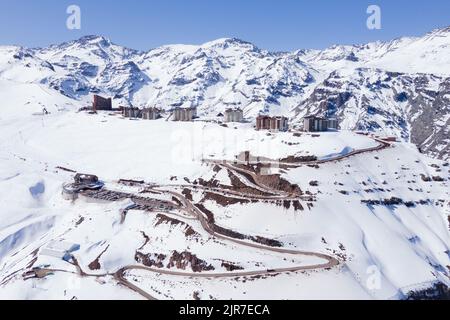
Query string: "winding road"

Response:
xmin=76 ymin=174 xmax=337 ymax=300
xmin=7 ymin=135 xmax=393 ymax=300
xmin=105 ymin=137 xmax=393 ymax=299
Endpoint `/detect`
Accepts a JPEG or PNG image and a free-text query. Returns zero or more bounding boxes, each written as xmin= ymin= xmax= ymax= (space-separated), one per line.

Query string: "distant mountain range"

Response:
xmin=0 ymin=27 xmax=449 ymax=159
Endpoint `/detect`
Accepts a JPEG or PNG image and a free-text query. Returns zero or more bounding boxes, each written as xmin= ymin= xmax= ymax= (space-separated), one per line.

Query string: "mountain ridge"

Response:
xmin=0 ymin=26 xmax=449 ymax=159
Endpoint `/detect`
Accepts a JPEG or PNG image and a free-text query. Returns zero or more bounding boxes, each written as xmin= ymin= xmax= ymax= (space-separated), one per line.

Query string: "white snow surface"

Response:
xmin=0 ymin=104 xmax=448 ymax=300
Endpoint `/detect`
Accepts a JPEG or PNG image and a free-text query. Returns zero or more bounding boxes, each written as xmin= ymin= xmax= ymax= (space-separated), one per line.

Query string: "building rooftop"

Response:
xmin=303 ymin=115 xmax=331 ymax=120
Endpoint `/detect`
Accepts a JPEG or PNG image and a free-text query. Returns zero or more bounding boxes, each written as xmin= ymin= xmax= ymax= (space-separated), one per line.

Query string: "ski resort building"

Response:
xmin=92 ymin=95 xmax=112 ymax=112
xmin=39 ymin=241 xmax=80 ymax=262
xmin=327 ymin=118 xmax=339 ymax=130
xmin=303 ymin=116 xmax=339 ymax=132
xmin=122 ymin=107 xmax=142 ymax=118
xmin=74 ymin=174 xmax=99 ymax=185
xmin=256 ymin=115 xmax=289 ymax=132
xmin=173 ymin=107 xmax=197 ymax=122
xmin=63 ymin=173 xmax=104 ymax=201
xmin=142 ymin=107 xmax=161 ymax=120
xmin=224 ymin=108 xmax=244 ymax=123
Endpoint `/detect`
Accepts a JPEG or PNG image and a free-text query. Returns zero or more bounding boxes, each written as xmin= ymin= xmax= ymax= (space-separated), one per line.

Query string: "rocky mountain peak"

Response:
xmin=0 ymin=27 xmax=449 ymax=159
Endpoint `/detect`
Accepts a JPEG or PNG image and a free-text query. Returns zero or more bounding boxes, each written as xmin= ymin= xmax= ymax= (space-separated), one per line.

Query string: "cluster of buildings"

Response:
xmin=122 ymin=107 xmax=142 ymax=118
xmin=122 ymin=107 xmax=162 ymax=120
xmin=303 ymin=116 xmax=339 ymax=132
xmin=172 ymin=107 xmax=197 ymax=122
xmin=254 ymin=114 xmax=339 ymax=132
xmin=256 ymin=115 xmax=289 ymax=132
xmin=224 ymin=108 xmax=244 ymax=123
xmin=90 ymin=95 xmax=339 ymax=132
xmin=142 ymin=108 xmax=162 ymax=120
xmin=120 ymin=106 xmax=198 ymax=121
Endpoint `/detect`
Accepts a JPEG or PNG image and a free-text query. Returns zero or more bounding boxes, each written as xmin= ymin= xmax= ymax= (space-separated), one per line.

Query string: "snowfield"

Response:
xmin=2 ymin=111 xmax=378 ymax=182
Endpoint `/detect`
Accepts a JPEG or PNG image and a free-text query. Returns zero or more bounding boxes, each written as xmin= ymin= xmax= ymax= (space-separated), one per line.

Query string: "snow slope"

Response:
xmin=0 ymin=104 xmax=448 ymax=300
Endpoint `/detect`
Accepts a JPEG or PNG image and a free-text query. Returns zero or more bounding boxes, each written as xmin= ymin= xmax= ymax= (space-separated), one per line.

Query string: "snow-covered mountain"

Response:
xmin=292 ymin=68 xmax=450 ymax=160
xmin=1 ymin=28 xmax=450 ymax=300
xmin=0 ymin=27 xmax=449 ymax=160
xmin=299 ymin=26 xmax=450 ymax=76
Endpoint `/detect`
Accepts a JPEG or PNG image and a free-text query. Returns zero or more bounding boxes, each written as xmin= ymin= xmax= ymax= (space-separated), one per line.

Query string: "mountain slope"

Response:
xmin=0 ymin=28 xmax=449 ymax=159
xmin=0 ymin=29 xmax=450 ymax=300
xmin=0 ymin=112 xmax=448 ymax=299
xmin=292 ymin=68 xmax=450 ymax=159
xmin=301 ymin=27 xmax=450 ymax=76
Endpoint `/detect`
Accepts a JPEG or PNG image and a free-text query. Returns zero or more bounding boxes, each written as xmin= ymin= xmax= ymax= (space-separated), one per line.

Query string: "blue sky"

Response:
xmin=0 ymin=0 xmax=449 ymax=51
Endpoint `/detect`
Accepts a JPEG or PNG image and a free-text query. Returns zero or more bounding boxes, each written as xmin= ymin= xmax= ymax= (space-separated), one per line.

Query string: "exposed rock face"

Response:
xmin=88 ymin=245 xmax=110 ymax=271
xmin=221 ymin=261 xmax=244 ymax=272
xmin=135 ymin=252 xmax=167 ymax=269
xmin=226 ymin=171 xmax=273 ymax=197
xmin=406 ymin=283 xmax=450 ymax=300
xmin=136 ymin=253 xmax=243 ymax=273
xmin=167 ymin=251 xmax=215 ymax=272
xmin=293 ymin=69 xmax=450 ymax=160
xmin=154 ymin=214 xmax=200 ymax=238
xmin=361 ymin=197 xmax=431 ymax=207
xmin=203 ymin=192 xmax=250 ymax=207
xmin=182 ymin=188 xmax=193 ymax=201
